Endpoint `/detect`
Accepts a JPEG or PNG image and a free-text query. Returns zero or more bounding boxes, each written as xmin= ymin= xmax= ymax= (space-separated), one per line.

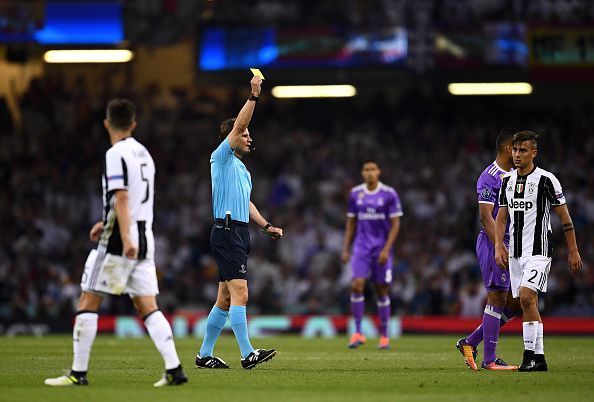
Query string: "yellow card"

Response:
xmin=250 ymin=68 xmax=265 ymax=79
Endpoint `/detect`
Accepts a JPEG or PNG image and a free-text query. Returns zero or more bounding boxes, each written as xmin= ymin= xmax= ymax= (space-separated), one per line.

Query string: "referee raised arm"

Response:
xmin=195 ymin=76 xmax=283 ymax=370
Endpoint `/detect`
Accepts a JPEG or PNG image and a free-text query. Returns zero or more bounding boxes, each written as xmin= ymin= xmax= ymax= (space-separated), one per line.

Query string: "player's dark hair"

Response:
xmin=512 ymin=131 xmax=539 ymax=149
xmin=496 ymin=127 xmax=516 ymax=153
xmin=106 ymin=98 xmax=135 ymax=131
xmin=361 ymin=159 xmax=380 ymax=169
xmin=219 ymin=118 xmax=236 ymax=140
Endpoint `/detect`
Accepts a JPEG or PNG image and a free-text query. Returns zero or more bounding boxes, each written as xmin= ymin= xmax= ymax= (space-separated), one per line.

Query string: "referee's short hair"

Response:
xmin=219 ymin=118 xmax=236 ymax=140
xmin=106 ymin=98 xmax=136 ymax=131
xmin=512 ymin=131 xmax=539 ymax=149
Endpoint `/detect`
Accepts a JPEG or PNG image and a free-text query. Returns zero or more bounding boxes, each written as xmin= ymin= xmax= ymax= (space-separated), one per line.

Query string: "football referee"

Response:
xmin=195 ymin=76 xmax=283 ymax=369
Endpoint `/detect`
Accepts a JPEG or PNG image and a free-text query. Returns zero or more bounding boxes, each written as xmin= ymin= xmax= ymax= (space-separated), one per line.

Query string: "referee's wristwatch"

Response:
xmin=249 ymin=93 xmax=259 ymax=102
xmin=262 ymin=223 xmax=272 ymax=233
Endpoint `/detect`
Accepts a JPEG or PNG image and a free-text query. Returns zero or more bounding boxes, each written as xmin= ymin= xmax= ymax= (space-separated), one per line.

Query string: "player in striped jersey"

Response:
xmin=45 ymin=99 xmax=187 ymax=387
xmin=495 ymin=131 xmax=582 ymax=372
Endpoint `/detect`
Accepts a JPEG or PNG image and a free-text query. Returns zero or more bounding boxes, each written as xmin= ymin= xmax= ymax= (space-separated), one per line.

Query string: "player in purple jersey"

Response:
xmin=456 ymin=128 xmax=521 ymax=371
xmin=341 ymin=160 xmax=403 ymax=350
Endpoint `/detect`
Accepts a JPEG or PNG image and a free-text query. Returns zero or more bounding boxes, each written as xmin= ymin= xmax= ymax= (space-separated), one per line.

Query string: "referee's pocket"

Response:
xmin=210 ymin=225 xmax=228 ymax=251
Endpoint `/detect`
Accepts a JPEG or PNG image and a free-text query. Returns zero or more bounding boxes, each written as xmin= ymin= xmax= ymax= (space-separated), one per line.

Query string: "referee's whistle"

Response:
xmin=224 ymin=211 xmax=231 ymax=231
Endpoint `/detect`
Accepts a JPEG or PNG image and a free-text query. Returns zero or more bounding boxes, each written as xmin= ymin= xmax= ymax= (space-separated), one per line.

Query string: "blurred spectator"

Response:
xmin=0 ymin=73 xmax=592 ymax=322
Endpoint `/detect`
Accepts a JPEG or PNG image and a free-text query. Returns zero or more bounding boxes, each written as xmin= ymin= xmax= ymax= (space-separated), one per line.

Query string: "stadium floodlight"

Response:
xmin=448 ymin=82 xmax=533 ymax=96
xmin=43 ymin=49 xmax=134 ymax=63
xmin=271 ymin=85 xmax=357 ymax=98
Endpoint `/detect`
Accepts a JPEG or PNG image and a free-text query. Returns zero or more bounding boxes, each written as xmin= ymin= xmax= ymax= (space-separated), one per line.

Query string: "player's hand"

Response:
xmin=568 ymin=250 xmax=582 ymax=275
xmin=89 ymin=221 xmax=104 ymax=242
xmin=341 ymin=250 xmax=350 ymax=263
xmin=123 ymin=239 xmax=138 ymax=259
xmin=495 ymin=244 xmax=509 ymax=269
xmin=264 ymin=226 xmax=283 ymax=240
xmin=250 ymin=76 xmax=262 ymax=96
xmin=378 ymin=248 xmax=390 ymax=265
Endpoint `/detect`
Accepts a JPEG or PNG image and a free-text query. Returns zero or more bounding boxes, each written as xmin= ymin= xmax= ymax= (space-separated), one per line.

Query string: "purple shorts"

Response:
xmin=351 ymin=252 xmax=393 ymax=284
xmin=476 ymin=232 xmax=510 ymax=292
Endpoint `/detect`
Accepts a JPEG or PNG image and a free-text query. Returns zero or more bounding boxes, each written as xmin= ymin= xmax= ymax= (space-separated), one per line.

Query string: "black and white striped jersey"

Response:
xmin=499 ymin=166 xmax=566 ymax=258
xmin=99 ymin=137 xmax=155 ymax=260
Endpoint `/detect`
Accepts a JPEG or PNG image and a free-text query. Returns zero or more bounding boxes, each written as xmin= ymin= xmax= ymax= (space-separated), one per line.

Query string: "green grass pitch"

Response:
xmin=1 ymin=334 xmax=593 ymax=402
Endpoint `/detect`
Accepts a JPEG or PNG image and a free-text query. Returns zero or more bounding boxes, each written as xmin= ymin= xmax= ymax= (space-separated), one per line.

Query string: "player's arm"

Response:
xmin=378 ymin=217 xmax=401 ymax=264
xmin=89 ymin=221 xmax=104 ymax=242
xmin=478 ymin=203 xmax=496 ymax=243
xmin=553 ymin=205 xmax=582 ymax=275
xmin=341 ymin=217 xmax=357 ymax=263
xmin=228 ymin=76 xmax=262 ymax=150
xmin=477 ymin=174 xmax=499 ymax=243
xmin=249 ymin=201 xmax=283 ymax=240
xmin=494 ymin=206 xmax=509 ymax=269
xmin=113 ymin=189 xmax=138 ymax=258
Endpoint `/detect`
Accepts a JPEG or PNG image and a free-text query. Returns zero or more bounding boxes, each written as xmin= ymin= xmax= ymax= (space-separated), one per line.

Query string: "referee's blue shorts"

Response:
xmin=210 ymin=219 xmax=250 ymax=281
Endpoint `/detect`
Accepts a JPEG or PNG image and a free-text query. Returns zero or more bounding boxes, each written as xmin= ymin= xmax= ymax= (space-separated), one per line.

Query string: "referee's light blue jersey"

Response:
xmin=211 ymin=137 xmax=252 ymax=223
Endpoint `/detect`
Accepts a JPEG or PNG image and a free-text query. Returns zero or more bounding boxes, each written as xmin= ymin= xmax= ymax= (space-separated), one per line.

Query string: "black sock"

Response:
xmin=166 ymin=365 xmax=182 ymax=375
xmin=522 ymin=350 xmax=535 ymax=362
xmin=70 ymin=370 xmax=87 ymax=378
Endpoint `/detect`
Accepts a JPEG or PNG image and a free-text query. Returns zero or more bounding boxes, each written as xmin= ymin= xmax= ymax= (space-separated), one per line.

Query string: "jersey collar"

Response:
xmin=493 ymin=160 xmax=509 ymax=173
xmin=363 ymin=182 xmax=383 ymax=195
xmin=517 ymin=165 xmax=537 ymax=178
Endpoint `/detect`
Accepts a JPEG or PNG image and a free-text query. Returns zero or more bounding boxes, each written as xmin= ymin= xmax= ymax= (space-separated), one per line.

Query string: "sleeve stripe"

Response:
xmin=108 ymin=175 xmax=125 ymax=181
xmin=121 ymin=157 xmax=128 ymax=186
xmin=346 ymin=213 xmax=356 ymax=217
xmin=389 ymin=212 xmax=403 ymax=217
xmin=478 ymin=201 xmax=495 ymax=205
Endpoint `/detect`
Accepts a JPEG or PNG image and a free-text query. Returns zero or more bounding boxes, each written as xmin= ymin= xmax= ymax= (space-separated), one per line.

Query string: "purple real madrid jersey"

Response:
xmin=347 ymin=183 xmax=403 ymax=256
xmin=477 ymin=161 xmax=510 ymax=241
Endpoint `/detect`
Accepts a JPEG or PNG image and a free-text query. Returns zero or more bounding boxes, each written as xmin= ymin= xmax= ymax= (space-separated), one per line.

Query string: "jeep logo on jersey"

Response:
xmin=511 ymin=199 xmax=533 ymax=210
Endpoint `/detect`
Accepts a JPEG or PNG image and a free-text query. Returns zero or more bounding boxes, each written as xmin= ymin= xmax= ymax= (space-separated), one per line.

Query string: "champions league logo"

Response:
xmin=480 ymin=188 xmax=492 ymax=199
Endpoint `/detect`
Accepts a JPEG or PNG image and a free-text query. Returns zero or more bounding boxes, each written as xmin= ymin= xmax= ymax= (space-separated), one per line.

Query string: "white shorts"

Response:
xmin=509 ymin=255 xmax=551 ymax=298
xmin=80 ymin=249 xmax=159 ymax=297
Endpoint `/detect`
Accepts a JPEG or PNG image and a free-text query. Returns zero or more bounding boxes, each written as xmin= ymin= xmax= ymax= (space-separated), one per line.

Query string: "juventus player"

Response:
xmin=45 ymin=99 xmax=187 ymax=387
xmin=495 ymin=131 xmax=582 ymax=372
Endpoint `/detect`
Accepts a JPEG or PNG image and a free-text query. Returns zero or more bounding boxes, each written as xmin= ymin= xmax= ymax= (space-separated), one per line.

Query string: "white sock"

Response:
xmin=144 ymin=310 xmax=181 ymax=370
xmin=522 ymin=321 xmax=539 ymax=352
xmin=72 ymin=312 xmax=98 ymax=372
xmin=535 ymin=322 xmax=544 ymax=355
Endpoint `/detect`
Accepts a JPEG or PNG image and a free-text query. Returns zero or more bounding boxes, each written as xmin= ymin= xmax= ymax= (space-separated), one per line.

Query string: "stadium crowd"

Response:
xmin=0 ymin=76 xmax=593 ymax=321
xmin=199 ymin=0 xmax=594 ymax=25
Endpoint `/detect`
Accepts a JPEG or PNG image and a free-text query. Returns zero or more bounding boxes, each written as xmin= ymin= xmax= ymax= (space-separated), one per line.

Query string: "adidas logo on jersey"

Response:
xmin=511 ymin=200 xmax=534 ymax=211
